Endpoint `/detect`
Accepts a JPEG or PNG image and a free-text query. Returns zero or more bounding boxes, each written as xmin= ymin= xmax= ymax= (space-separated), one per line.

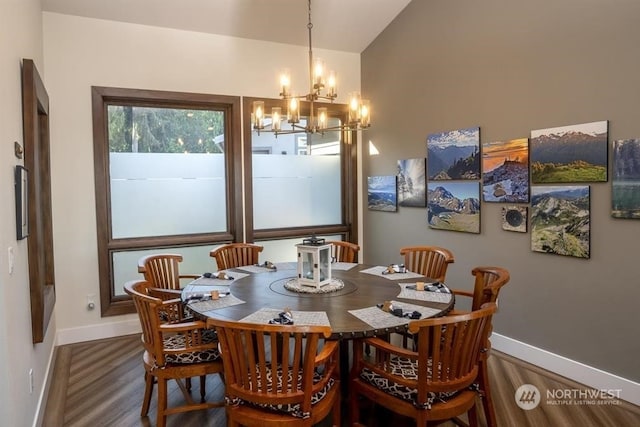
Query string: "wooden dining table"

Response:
xmin=183 ymin=263 xmax=455 ymax=339
xmin=183 ymin=262 xmax=455 ymax=391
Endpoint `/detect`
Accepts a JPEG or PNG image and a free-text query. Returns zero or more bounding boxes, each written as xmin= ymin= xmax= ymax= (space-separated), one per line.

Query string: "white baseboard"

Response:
xmin=56 ymin=319 xmax=141 ymax=346
xmin=492 ymin=333 xmax=640 ymax=407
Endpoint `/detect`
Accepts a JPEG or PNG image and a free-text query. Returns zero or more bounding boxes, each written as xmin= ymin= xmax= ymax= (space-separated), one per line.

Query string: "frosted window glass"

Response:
xmin=259 ymin=236 xmax=342 ymax=263
xmin=110 ymin=153 xmax=226 ymax=238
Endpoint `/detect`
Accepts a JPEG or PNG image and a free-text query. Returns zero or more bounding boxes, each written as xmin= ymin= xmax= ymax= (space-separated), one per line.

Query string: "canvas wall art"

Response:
xmin=367 ymin=175 xmax=397 ymax=211
xmin=397 ymin=158 xmax=426 ymax=207
xmin=501 ymin=206 xmax=527 ymax=233
xmin=612 ymin=138 xmax=640 ymax=219
xmin=482 ymin=138 xmax=529 ymax=203
xmin=530 ymin=185 xmax=590 ymax=259
xmin=427 ymin=181 xmax=480 ymax=233
xmin=530 ymin=121 xmax=608 ymax=183
xmin=427 ymin=126 xmax=480 ymax=180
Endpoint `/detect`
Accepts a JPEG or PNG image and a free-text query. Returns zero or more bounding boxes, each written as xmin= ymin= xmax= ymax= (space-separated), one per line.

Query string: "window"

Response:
xmin=92 ymin=87 xmax=241 ymax=316
xmin=242 ymin=97 xmax=358 ymax=257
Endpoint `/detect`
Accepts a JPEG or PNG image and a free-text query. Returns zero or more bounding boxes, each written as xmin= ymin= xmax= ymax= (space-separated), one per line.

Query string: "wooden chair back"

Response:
xmin=469 ymin=266 xmax=510 ymax=311
xmin=327 ymin=240 xmax=360 ymax=263
xmin=209 ymin=243 xmax=264 ymax=270
xmin=125 ymin=280 xmax=204 ymax=365
xmin=137 ymin=253 xmax=198 ymax=290
xmin=399 ymin=246 xmax=454 ymax=281
xmin=351 ymin=303 xmax=497 ymax=425
xmin=207 ymin=318 xmax=341 ymax=426
xmin=125 ymin=280 xmax=224 ymax=426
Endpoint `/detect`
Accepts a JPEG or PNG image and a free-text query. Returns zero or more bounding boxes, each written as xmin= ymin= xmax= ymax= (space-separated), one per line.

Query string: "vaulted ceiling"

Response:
xmin=42 ymin=0 xmax=411 ymax=53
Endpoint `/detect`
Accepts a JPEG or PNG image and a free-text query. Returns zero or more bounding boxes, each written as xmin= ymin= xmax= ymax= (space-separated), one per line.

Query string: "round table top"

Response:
xmin=183 ymin=263 xmax=454 ymax=340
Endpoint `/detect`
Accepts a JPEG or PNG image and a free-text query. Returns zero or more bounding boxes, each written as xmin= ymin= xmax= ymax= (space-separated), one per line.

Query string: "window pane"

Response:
xmin=252 ymin=117 xmax=342 ymax=229
xmin=259 ymin=235 xmax=343 ymax=263
xmin=108 ymin=106 xmax=226 ymax=238
xmin=112 ymin=245 xmax=215 ymax=296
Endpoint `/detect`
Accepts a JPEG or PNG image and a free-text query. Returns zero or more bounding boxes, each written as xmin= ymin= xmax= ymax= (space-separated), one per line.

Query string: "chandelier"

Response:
xmin=251 ymin=0 xmax=371 ymax=136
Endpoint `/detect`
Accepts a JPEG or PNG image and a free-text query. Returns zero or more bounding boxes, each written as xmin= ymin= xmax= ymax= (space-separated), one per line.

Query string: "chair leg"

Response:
xmin=350 ymin=387 xmax=360 ymax=425
xmin=468 ymin=402 xmax=479 ymax=427
xmin=199 ymin=375 xmax=206 ymax=403
xmin=186 ymin=377 xmax=192 ymax=391
xmin=141 ymin=371 xmax=154 ymax=416
xmin=332 ymin=393 xmax=341 ymax=427
xmin=157 ymin=377 xmax=168 ymax=427
xmin=479 ymin=356 xmax=497 ymax=427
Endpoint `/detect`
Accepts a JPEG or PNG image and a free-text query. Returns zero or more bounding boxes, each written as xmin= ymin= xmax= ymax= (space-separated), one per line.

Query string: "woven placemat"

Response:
xmin=360 ymin=265 xmax=425 ymax=280
xmin=187 ymin=294 xmax=245 ymax=311
xmin=239 ymin=308 xmax=331 ymax=326
xmin=397 ymin=283 xmax=453 ymax=303
xmin=349 ymin=301 xmax=441 ymax=329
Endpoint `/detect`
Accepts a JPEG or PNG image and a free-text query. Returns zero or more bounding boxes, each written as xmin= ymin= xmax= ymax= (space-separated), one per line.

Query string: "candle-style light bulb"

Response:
xmin=272 ymin=107 xmax=282 ymax=131
xmin=252 ymin=101 xmax=265 ymax=129
xmin=280 ymin=69 xmax=291 ymax=98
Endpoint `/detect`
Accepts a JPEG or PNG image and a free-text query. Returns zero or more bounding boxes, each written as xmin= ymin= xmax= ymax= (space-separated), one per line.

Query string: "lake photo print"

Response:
xmin=368 ymin=175 xmax=397 ymax=212
xmin=612 ymin=138 xmax=640 ymax=219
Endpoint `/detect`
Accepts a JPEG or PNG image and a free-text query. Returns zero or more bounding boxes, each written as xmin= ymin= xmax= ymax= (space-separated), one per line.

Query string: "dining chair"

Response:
xmin=138 ymin=253 xmax=200 ymax=291
xmin=399 ymin=246 xmax=455 ymax=281
xmin=350 ymin=303 xmax=498 ymax=427
xmin=326 ymin=240 xmax=360 ymax=263
xmin=124 ymin=280 xmax=224 ymax=427
xmin=209 ymin=243 xmax=264 ymax=270
xmin=448 ymin=266 xmax=510 ymax=427
xmin=207 ymin=318 xmax=341 ymax=427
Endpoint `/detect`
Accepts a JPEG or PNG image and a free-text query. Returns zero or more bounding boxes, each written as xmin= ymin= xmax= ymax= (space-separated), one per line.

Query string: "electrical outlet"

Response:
xmin=8 ymin=247 xmax=15 ymax=275
xmin=29 ymin=369 xmax=34 ymax=394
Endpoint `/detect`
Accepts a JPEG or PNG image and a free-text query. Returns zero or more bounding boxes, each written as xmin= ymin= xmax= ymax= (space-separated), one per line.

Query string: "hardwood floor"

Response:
xmin=42 ymin=334 xmax=640 ymax=427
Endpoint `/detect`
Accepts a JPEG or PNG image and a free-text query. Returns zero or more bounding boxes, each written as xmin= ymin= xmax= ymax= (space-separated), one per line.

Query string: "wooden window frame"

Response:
xmin=92 ymin=87 xmax=242 ymax=316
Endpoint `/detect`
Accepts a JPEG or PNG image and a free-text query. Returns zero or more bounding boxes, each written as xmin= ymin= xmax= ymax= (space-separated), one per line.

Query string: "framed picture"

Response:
xmin=427 ymin=126 xmax=480 ymax=180
xmin=367 ymin=176 xmax=397 ymax=211
xmin=15 ymin=165 xmax=29 ymax=240
xmin=531 ymin=185 xmax=590 ymax=259
xmin=501 ymin=206 xmax=528 ymax=233
xmin=612 ymin=138 xmax=640 ymax=219
xmin=427 ymin=181 xmax=480 ymax=233
xmin=397 ymin=158 xmax=426 ymax=207
xmin=530 ymin=121 xmax=608 ymax=183
xmin=482 ymin=138 xmax=529 ymax=203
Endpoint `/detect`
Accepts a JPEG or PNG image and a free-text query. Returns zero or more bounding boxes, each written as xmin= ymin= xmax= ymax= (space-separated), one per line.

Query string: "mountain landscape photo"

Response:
xmin=482 ymin=138 xmax=529 ymax=203
xmin=531 ymin=185 xmax=590 ymax=258
xmin=427 ymin=182 xmax=480 ymax=233
xmin=530 ymin=121 xmax=608 ymax=183
xmin=427 ymin=127 xmax=480 ymax=180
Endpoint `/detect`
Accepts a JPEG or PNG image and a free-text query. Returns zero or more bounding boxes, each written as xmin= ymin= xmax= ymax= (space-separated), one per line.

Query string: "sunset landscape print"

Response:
xmin=482 ymin=138 xmax=529 ymax=202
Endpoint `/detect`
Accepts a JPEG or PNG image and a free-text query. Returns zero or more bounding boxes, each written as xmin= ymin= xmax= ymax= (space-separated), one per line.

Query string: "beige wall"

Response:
xmin=0 ymin=0 xmax=57 ymax=425
xmin=362 ymin=0 xmax=640 ymax=383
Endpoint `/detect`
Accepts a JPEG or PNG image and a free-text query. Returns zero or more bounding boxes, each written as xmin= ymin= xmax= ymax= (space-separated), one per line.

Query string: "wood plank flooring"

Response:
xmin=42 ymin=334 xmax=640 ymax=427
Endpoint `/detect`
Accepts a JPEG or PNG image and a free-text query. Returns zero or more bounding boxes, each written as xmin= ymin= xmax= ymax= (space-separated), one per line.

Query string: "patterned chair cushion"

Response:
xmin=163 ymin=329 xmax=221 ymax=364
xmin=227 ymin=364 xmax=335 ymax=419
xmin=359 ymin=355 xmax=460 ymax=409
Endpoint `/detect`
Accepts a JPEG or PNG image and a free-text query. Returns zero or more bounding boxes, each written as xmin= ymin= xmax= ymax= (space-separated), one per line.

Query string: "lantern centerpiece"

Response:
xmin=296 ymin=236 xmax=332 ymax=288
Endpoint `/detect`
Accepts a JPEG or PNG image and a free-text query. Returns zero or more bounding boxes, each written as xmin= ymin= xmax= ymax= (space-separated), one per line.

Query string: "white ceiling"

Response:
xmin=42 ymin=0 xmax=412 ymax=53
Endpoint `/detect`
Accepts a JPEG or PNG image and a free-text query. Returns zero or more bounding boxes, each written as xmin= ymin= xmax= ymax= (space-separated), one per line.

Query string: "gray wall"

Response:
xmin=362 ymin=0 xmax=640 ymax=382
